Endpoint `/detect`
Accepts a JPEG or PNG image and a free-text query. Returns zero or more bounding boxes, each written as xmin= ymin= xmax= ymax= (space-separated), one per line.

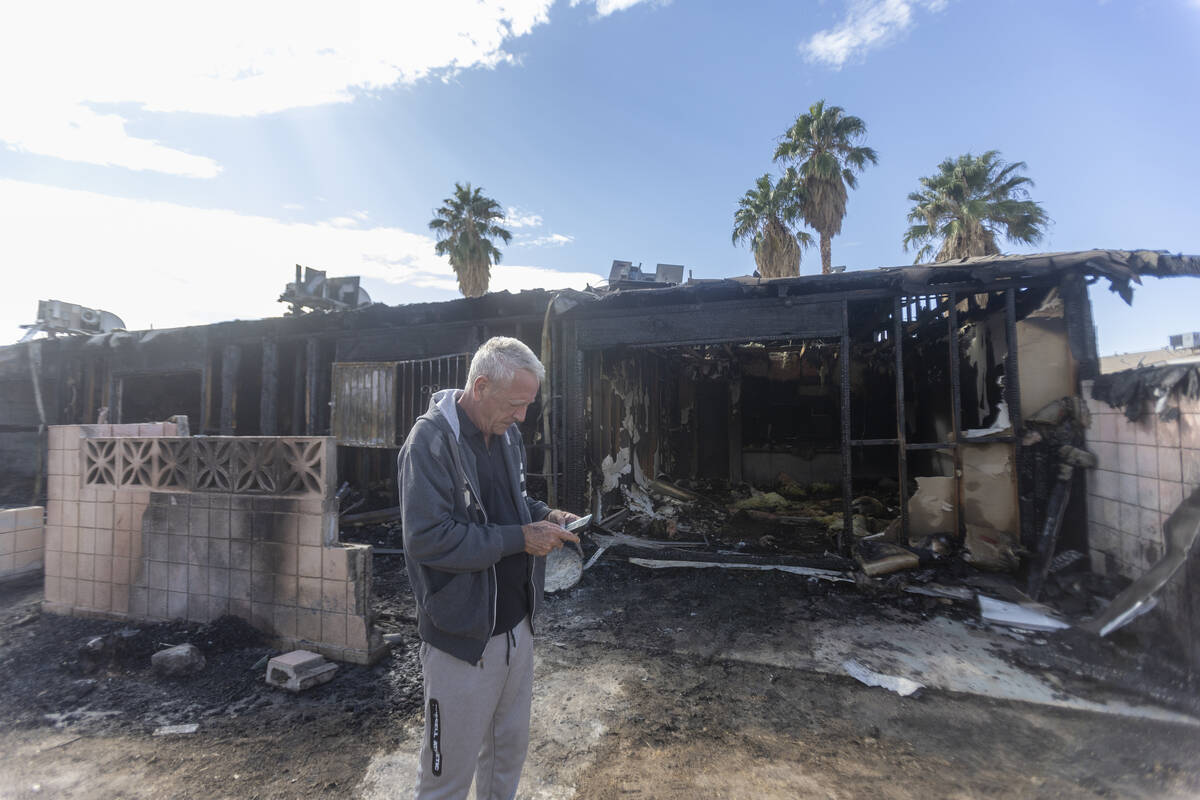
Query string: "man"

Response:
xmin=398 ymin=336 xmax=580 ymax=800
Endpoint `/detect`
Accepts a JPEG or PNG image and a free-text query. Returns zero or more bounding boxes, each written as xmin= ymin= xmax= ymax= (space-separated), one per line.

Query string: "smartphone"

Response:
xmin=564 ymin=514 xmax=592 ymax=532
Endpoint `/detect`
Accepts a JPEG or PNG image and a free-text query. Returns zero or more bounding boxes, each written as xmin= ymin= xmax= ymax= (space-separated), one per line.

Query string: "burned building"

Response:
xmin=3 ymin=249 xmax=1200 ymax=670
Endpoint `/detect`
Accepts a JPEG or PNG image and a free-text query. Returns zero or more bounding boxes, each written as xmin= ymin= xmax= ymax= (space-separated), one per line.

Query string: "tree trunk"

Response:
xmin=820 ymin=232 xmax=832 ymax=275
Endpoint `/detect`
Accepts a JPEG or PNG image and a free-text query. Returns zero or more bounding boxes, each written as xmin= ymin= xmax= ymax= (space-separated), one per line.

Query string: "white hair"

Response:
xmin=465 ymin=336 xmax=545 ymax=389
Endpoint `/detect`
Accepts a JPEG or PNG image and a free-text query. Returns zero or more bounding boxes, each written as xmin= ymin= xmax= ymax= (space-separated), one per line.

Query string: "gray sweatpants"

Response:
xmin=415 ymin=617 xmax=534 ymax=800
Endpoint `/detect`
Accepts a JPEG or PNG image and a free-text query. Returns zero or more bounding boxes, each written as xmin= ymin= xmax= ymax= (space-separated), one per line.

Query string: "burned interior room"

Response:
xmin=559 ymin=256 xmax=1131 ymax=583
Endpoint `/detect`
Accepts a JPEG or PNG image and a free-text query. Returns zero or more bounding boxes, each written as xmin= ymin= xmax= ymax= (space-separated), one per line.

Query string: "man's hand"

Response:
xmin=522 ymin=520 xmax=579 ymax=556
xmin=544 ymin=509 xmax=581 ymax=527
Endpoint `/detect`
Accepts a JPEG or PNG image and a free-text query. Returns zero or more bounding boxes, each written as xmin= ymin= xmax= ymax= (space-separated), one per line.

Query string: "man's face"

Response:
xmin=472 ymin=368 xmax=540 ymax=437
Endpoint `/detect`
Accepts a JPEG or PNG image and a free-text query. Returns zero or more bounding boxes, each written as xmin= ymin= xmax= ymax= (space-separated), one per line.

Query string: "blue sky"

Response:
xmin=2 ymin=0 xmax=1198 ymax=355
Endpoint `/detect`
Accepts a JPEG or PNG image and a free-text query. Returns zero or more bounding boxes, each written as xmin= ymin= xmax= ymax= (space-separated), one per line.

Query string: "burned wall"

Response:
xmin=41 ymin=425 xmax=383 ymax=664
xmin=1083 ymin=378 xmax=1200 ymax=668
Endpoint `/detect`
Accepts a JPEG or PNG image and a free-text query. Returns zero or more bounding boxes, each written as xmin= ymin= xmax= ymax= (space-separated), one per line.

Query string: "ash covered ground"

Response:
xmin=2 ymin=527 xmax=1199 ymax=798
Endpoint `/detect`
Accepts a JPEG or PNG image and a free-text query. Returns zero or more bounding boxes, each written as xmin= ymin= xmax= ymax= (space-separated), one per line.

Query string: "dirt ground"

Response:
xmin=2 ymin=550 xmax=1200 ymax=800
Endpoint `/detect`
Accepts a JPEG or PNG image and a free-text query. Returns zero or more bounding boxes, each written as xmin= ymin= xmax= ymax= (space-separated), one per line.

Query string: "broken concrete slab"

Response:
xmin=151 ymin=644 xmax=205 ymax=677
xmin=266 ymin=649 xmax=338 ymax=692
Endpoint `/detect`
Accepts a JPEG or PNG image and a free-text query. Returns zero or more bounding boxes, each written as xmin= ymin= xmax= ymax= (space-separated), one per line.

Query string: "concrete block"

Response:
xmin=1183 ymin=448 xmax=1200 ymax=492
xmin=1138 ymin=476 xmax=1159 ymax=510
xmin=1157 ymin=417 xmax=1182 ymax=448
xmin=1158 ymin=447 xmax=1182 ymax=483
xmin=1182 ymin=415 xmax=1200 ymax=450
xmin=1159 ymin=480 xmax=1184 ymax=514
xmin=265 ymin=649 xmax=337 ymax=692
xmin=1119 ymin=473 xmax=1139 ymax=506
xmin=322 ymin=548 xmax=348 ymax=581
xmin=1136 ymin=445 xmax=1158 ymax=479
xmin=16 ymin=507 xmax=43 ymax=529
xmin=298 ymin=576 xmax=322 ymax=610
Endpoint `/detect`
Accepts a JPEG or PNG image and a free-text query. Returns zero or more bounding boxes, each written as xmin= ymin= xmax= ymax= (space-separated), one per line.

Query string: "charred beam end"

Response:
xmin=260 ymin=339 xmax=278 ymax=435
xmin=220 ymin=344 xmax=240 ymax=435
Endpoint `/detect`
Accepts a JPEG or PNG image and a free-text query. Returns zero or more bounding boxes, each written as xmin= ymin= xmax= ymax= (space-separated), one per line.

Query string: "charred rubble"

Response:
xmin=3 ymin=249 xmax=1200 ymax=679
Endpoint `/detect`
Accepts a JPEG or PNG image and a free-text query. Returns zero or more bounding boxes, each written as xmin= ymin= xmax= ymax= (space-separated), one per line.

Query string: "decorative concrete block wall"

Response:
xmin=42 ymin=424 xmax=383 ymax=664
xmin=0 ymin=506 xmax=44 ymax=581
xmin=1083 ymin=380 xmax=1200 ymax=665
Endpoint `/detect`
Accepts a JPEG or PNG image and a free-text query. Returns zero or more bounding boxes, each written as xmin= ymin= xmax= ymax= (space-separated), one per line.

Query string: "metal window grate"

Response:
xmin=331 ymin=355 xmax=471 ymax=447
xmin=396 ymin=354 xmax=470 ymax=442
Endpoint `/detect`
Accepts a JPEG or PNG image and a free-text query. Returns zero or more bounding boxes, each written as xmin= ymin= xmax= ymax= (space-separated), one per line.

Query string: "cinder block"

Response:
xmin=148 ymin=561 xmax=169 ymax=590
xmin=0 ymin=553 xmax=15 ymax=574
xmin=1119 ymin=473 xmax=1139 ymax=506
xmin=1159 ymin=480 xmax=1184 ymax=514
xmin=112 ymin=583 xmax=130 ymax=614
xmin=297 ymin=515 xmax=323 ymax=547
xmin=94 ymin=555 xmax=112 ymax=584
xmin=1158 ymin=417 xmax=1182 ymax=449
xmin=16 ymin=529 xmax=43 ymax=554
xmin=297 ymin=576 xmax=322 ymax=610
xmin=1091 ymin=469 xmax=1119 ymax=501
xmin=273 ymin=605 xmax=298 ymax=638
xmin=1184 ymin=449 xmax=1200 ymax=492
xmin=1134 ymin=418 xmax=1157 ymax=446
xmin=322 ymin=548 xmax=348 ymax=581
xmin=296 ymin=608 xmax=322 ymax=641
xmin=321 ymin=612 xmax=347 ymax=647
xmin=265 ymin=649 xmax=337 ymax=692
xmin=1139 ymin=476 xmax=1159 ymax=510
xmin=0 ymin=532 xmax=12 ymax=555
xmin=16 ymin=507 xmax=43 ymax=529
xmin=1136 ymin=445 xmax=1159 ymax=479
xmin=274 ymin=575 xmax=298 ymax=606
xmin=168 ymin=562 xmax=188 ymax=591
xmin=95 ymin=502 xmax=114 ymax=530
xmin=321 ymin=579 xmax=346 ymax=612
xmin=113 ymin=556 xmax=131 ymax=585
xmin=168 ymin=590 xmax=188 ymax=619
xmin=1158 ymin=447 xmax=1182 ymax=483
xmin=1118 ymin=502 xmax=1139 ymax=536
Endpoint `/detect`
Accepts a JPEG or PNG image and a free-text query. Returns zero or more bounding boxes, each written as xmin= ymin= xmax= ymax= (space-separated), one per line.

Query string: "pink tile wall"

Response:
xmin=0 ymin=506 xmax=45 ymax=580
xmin=1082 ymin=381 xmax=1191 ymax=578
xmin=42 ymin=425 xmax=382 ymax=665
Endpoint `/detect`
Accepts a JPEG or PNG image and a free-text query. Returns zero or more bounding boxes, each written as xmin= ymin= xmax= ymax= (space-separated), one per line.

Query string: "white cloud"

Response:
xmin=0 ymin=179 xmax=602 ymax=340
xmin=504 ymin=207 xmax=545 ymax=228
xmin=595 ymin=0 xmax=660 ymax=16
xmin=0 ymin=0 xmax=556 ymax=176
xmin=519 ymin=233 xmax=576 ymax=248
xmin=801 ymin=0 xmax=948 ymax=68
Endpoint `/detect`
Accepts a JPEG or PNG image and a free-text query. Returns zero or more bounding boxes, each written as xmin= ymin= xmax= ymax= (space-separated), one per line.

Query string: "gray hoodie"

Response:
xmin=398 ymin=389 xmax=551 ymax=663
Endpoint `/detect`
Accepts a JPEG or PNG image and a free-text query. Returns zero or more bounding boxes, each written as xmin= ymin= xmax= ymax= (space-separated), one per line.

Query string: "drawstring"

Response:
xmin=483 ymin=626 xmax=520 ymax=668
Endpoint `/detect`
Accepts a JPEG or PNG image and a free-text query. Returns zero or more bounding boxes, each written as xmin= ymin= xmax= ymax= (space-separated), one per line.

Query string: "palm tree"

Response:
xmin=732 ymin=173 xmax=814 ymax=279
xmin=773 ymin=100 xmax=878 ymax=275
xmin=902 ymin=151 xmax=1049 ymax=263
xmin=428 ymin=182 xmax=512 ymax=297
